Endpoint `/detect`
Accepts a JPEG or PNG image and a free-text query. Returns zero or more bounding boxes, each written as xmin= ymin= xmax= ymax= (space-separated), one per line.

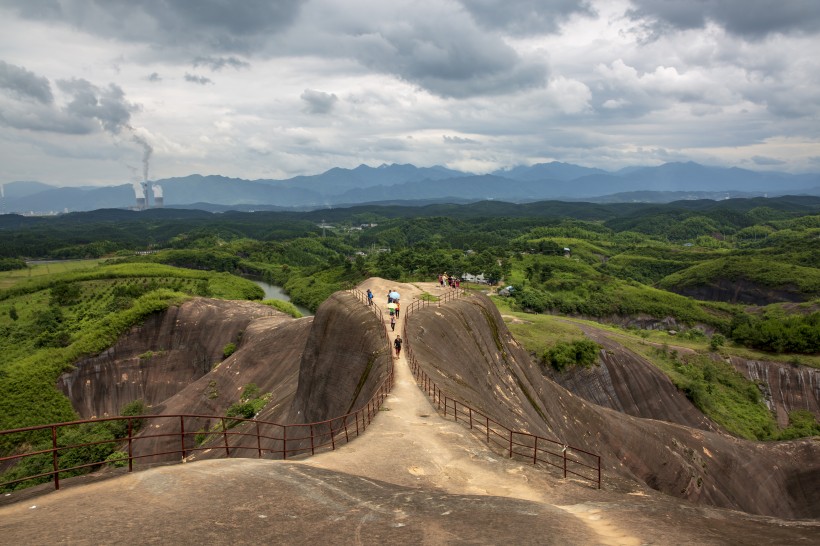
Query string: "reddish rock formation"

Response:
xmin=729 ymin=356 xmax=820 ymax=426
xmin=404 ymin=293 xmax=820 ymax=520
xmin=58 ymin=298 xmax=280 ymax=418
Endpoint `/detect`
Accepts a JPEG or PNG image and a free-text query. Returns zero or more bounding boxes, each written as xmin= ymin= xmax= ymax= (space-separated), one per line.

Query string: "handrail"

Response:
xmin=402 ymin=289 xmax=602 ymax=489
xmin=0 ymin=289 xmax=395 ymax=493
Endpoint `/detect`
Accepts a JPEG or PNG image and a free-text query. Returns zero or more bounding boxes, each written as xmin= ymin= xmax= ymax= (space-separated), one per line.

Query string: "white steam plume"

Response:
xmin=133 ymin=182 xmax=144 ymax=198
xmin=126 ymin=125 xmax=153 ymax=181
xmin=152 ymin=184 xmax=163 ymax=198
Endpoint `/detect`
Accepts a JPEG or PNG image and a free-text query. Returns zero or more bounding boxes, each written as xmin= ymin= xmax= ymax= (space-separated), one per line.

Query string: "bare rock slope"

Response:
xmin=405 ymin=292 xmax=820 ymax=520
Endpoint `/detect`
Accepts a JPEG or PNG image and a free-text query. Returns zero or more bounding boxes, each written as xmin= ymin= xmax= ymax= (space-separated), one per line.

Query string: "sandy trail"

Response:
xmin=302 ymin=278 xmax=641 ymax=546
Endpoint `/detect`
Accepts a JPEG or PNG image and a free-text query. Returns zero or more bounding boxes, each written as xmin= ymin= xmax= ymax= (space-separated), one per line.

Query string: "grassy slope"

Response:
xmin=0 ymin=262 xmax=264 ymax=448
xmin=490 ymin=296 xmax=818 ymax=440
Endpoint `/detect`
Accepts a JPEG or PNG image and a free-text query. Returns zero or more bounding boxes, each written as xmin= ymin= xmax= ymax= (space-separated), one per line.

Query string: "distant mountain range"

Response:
xmin=2 ymin=161 xmax=819 ymax=214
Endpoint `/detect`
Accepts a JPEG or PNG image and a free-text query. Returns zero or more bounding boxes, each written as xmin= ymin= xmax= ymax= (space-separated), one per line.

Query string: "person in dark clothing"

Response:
xmin=390 ymin=315 xmax=396 ymax=331
xmin=394 ymin=335 xmax=403 ymax=357
xmin=366 ymin=289 xmax=373 ymax=306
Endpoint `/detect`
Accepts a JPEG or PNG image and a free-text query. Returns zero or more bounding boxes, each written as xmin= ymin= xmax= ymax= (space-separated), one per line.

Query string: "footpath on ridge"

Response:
xmin=301 ymin=278 xmax=641 ymax=546
xmin=2 ymin=278 xmax=815 ymax=544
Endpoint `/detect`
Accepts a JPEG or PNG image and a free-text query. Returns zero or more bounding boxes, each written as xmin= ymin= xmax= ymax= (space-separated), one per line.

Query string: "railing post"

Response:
xmin=330 ymin=419 xmax=336 ymax=450
xmin=222 ymin=417 xmax=230 ymax=457
xmin=453 ymin=400 xmax=458 ymax=423
xmin=509 ymin=430 xmax=513 ymax=458
xmin=356 ymin=412 xmax=360 ymax=436
xmin=283 ymin=425 xmax=288 ymax=460
xmin=563 ymin=446 xmax=568 ymax=479
xmin=128 ymin=417 xmax=134 ymax=473
xmin=310 ymin=424 xmax=315 ymax=455
xmin=598 ymin=456 xmax=602 ymax=489
xmin=180 ymin=415 xmax=187 ymax=459
xmin=486 ymin=416 xmax=490 ymax=443
xmin=256 ymin=420 xmax=262 ymax=458
xmin=469 ymin=407 xmax=473 ymax=429
xmin=51 ymin=425 xmax=59 ymax=491
xmin=533 ymin=437 xmax=538 ymax=464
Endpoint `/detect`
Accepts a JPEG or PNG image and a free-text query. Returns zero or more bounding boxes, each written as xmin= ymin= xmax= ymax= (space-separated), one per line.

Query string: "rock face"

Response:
xmin=56 ymin=292 xmax=391 ymax=463
xmin=58 ymin=299 xmax=280 ymax=418
xmin=669 ymin=278 xmax=806 ymax=305
xmin=541 ymin=327 xmax=719 ymax=432
xmin=50 ymin=287 xmax=818 ymax=520
xmin=287 ymin=291 xmax=392 ymax=424
xmin=404 ymin=293 xmax=820 ymax=520
xmin=730 ymin=357 xmax=820 ymax=426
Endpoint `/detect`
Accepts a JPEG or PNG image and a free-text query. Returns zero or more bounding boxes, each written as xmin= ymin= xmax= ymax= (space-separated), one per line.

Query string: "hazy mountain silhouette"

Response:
xmin=3 ymin=162 xmax=818 ymax=213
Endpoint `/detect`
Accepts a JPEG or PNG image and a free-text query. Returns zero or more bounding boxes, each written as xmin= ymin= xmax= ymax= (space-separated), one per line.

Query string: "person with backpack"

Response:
xmin=366 ymin=288 xmax=373 ymax=306
xmin=390 ymin=315 xmax=396 ymax=331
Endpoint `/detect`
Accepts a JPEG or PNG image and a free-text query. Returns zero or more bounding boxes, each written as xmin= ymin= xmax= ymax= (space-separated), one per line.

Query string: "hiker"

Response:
xmin=395 ymin=300 xmax=400 ymax=318
xmin=366 ymin=288 xmax=373 ymax=306
xmin=390 ymin=315 xmax=396 ymax=331
xmin=394 ymin=335 xmax=403 ymax=357
xmin=387 ymin=291 xmax=392 ymax=304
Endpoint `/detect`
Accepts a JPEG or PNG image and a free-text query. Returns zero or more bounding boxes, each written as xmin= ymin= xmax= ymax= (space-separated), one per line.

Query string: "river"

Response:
xmin=250 ymin=278 xmax=312 ymax=316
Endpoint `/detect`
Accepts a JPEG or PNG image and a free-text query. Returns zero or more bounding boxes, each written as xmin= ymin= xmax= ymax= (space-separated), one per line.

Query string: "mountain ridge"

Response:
xmin=3 ymin=161 xmax=819 ymax=213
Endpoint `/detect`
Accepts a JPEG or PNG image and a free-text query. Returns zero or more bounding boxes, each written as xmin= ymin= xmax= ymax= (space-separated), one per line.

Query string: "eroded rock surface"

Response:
xmin=405 ymin=293 xmax=820 ymax=520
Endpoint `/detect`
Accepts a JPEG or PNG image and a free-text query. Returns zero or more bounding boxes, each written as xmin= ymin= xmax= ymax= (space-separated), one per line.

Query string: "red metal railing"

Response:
xmin=405 ymin=287 xmax=466 ymax=317
xmin=0 ymin=289 xmax=395 ymax=493
xmin=403 ymin=289 xmax=602 ymax=489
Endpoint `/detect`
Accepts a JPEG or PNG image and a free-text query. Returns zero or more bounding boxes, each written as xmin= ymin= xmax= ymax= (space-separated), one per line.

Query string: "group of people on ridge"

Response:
xmin=438 ymin=273 xmax=460 ymax=289
xmin=366 ymin=288 xmax=403 ymax=357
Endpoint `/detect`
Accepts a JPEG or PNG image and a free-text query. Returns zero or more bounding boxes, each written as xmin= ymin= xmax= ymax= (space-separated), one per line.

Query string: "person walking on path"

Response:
xmin=395 ymin=301 xmax=400 ymax=318
xmin=394 ymin=335 xmax=403 ymax=358
xmin=390 ymin=315 xmax=396 ymax=331
xmin=366 ymin=288 xmax=373 ymax=306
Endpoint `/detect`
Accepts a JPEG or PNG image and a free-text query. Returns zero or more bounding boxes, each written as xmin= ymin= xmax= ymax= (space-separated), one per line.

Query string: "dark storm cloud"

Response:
xmin=56 ymin=79 xmax=135 ymax=133
xmin=0 ymin=68 xmax=137 ymax=135
xmin=184 ymin=73 xmax=213 ymax=85
xmin=193 ymin=56 xmax=251 ymax=71
xmin=300 ymin=89 xmax=338 ymax=114
xmin=0 ymin=60 xmax=54 ymax=103
xmin=3 ymin=0 xmax=303 ymax=54
xmin=350 ymin=17 xmax=547 ymax=98
xmin=628 ymin=0 xmax=820 ymax=38
xmin=456 ymin=0 xmax=595 ymax=34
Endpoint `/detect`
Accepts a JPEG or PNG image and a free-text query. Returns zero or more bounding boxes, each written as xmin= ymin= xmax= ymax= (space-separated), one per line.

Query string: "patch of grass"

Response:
xmin=490 ymin=299 xmax=815 ymax=440
xmin=261 ymin=299 xmax=302 ymax=318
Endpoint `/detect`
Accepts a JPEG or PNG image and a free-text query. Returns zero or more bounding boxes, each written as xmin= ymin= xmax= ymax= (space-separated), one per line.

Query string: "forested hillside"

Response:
xmin=1 ymin=197 xmax=818 ymax=459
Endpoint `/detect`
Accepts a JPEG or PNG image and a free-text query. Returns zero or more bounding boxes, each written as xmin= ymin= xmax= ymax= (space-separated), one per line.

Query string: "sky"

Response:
xmin=1 ymin=0 xmax=819 ymax=187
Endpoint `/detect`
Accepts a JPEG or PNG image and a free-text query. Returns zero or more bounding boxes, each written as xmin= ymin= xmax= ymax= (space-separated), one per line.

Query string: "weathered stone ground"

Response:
xmin=1 ymin=279 xmax=818 ymax=544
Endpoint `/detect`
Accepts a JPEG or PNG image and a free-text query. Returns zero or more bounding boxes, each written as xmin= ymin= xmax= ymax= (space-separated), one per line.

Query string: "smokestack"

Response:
xmin=141 ymin=181 xmax=151 ymax=209
xmin=152 ymin=184 xmax=163 ymax=208
xmin=133 ymin=182 xmax=146 ymax=210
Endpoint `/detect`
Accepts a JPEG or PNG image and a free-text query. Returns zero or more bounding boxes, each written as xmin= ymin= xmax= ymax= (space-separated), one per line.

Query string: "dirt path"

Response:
xmin=301 ymin=278 xmax=641 ymax=546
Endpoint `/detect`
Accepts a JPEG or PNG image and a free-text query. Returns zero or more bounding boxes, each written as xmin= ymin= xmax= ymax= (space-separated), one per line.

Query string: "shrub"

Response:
xmin=778 ymin=410 xmax=820 ymax=440
xmin=223 ymin=342 xmax=237 ymax=359
xmin=544 ymin=338 xmax=601 ymax=371
xmin=105 ymin=451 xmax=129 ymax=468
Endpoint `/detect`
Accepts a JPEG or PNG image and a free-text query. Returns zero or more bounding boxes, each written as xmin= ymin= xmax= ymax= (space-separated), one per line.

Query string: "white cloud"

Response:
xmin=0 ymin=0 xmax=818 ymax=185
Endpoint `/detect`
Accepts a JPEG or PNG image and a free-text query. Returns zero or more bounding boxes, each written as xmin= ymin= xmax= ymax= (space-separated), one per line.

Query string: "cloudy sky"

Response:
xmin=1 ymin=0 xmax=819 ymax=186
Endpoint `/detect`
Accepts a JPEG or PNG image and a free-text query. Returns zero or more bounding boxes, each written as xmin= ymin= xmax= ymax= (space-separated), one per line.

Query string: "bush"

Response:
xmin=778 ymin=410 xmax=820 ymax=440
xmin=544 ymin=338 xmax=601 ymax=371
xmin=709 ymin=333 xmax=725 ymax=351
xmin=223 ymin=342 xmax=237 ymax=359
